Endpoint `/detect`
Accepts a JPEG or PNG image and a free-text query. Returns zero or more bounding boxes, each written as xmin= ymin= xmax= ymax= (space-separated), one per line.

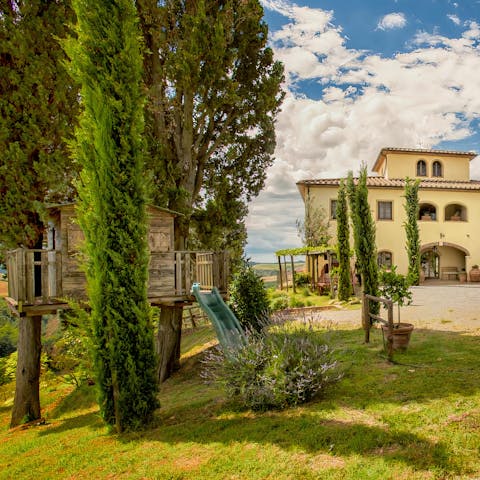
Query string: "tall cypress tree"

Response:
xmin=348 ymin=167 xmax=379 ymax=313
xmin=404 ymin=178 xmax=421 ymax=286
xmin=69 ymin=0 xmax=158 ymax=431
xmin=336 ymin=180 xmax=352 ymax=301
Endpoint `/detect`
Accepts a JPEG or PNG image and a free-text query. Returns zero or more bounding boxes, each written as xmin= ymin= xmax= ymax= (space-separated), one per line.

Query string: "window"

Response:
xmin=432 ymin=160 xmax=442 ymax=177
xmin=417 ymin=160 xmax=427 ymax=176
xmin=378 ymin=251 xmax=393 ymax=269
xmin=330 ymin=199 xmax=337 ymax=220
xmin=419 ymin=203 xmax=437 ymax=221
xmin=377 ymin=201 xmax=393 ymax=220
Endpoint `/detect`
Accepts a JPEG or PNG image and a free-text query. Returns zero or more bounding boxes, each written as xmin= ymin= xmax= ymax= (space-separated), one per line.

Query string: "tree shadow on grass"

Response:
xmin=122 ymin=411 xmax=462 ymax=475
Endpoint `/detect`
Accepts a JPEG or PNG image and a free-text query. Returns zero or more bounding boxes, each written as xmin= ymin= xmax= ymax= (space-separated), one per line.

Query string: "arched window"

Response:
xmin=419 ymin=203 xmax=437 ymax=221
xmin=432 ymin=160 xmax=442 ymax=177
xmin=377 ymin=251 xmax=393 ymax=269
xmin=416 ymin=160 xmax=427 ymax=176
xmin=445 ymin=203 xmax=467 ymax=221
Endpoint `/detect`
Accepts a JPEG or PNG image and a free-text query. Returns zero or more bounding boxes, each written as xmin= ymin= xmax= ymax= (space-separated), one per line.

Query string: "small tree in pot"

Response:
xmin=378 ymin=266 xmax=414 ymax=350
xmin=378 ymin=266 xmax=412 ymax=323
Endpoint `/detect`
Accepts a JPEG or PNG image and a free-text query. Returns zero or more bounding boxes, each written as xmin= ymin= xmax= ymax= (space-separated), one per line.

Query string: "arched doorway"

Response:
xmin=421 ymin=248 xmax=440 ymax=279
xmin=421 ymin=242 xmax=469 ymax=281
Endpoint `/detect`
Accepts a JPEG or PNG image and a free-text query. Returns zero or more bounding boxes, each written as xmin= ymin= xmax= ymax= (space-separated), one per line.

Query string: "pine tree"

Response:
xmin=336 ymin=180 xmax=352 ymax=301
xmin=69 ymin=0 xmax=158 ymax=431
xmin=404 ymin=178 xmax=421 ymax=286
xmin=136 ymin=0 xmax=284 ymax=381
xmin=348 ymin=167 xmax=379 ymax=313
xmin=0 ymin=1 xmax=79 ymax=249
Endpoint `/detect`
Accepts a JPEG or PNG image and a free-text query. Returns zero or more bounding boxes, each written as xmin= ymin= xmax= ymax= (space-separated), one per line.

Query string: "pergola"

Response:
xmin=275 ymin=246 xmax=334 ymax=293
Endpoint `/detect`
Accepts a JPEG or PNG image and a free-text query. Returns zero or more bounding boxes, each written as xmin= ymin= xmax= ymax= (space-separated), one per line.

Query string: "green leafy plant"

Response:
xmin=229 ymin=261 xmax=270 ymax=333
xmin=378 ymin=266 xmax=413 ymax=323
xmin=202 ymin=325 xmax=342 ymax=411
xmin=336 ymin=179 xmax=352 ymax=301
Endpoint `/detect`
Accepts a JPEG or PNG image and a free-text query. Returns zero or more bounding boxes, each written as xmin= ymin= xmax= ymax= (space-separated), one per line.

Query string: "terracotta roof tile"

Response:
xmin=297 ymin=177 xmax=480 ymax=190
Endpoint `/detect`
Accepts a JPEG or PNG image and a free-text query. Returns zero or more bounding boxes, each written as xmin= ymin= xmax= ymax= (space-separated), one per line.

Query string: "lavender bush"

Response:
xmin=202 ymin=324 xmax=343 ymax=410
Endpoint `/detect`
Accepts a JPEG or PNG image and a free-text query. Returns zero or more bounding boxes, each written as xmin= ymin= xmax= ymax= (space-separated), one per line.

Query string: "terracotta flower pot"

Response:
xmin=382 ymin=322 xmax=414 ymax=351
xmin=469 ymin=268 xmax=480 ymax=282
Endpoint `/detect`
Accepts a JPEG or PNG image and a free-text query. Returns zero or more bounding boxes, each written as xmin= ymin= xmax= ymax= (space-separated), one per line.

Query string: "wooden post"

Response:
xmin=283 ymin=256 xmax=289 ymax=292
xmin=362 ymin=293 xmax=370 ymax=343
xmin=387 ymin=300 xmax=394 ymax=362
xmin=290 ymin=255 xmax=296 ymax=293
xmin=277 ymin=255 xmax=283 ymax=290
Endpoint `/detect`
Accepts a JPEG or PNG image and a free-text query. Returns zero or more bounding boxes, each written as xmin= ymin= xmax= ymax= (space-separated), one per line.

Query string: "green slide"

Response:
xmin=191 ymin=283 xmax=247 ymax=350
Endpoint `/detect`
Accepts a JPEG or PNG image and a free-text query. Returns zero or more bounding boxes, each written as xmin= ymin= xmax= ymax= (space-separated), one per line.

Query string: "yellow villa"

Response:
xmin=297 ymin=147 xmax=480 ymax=282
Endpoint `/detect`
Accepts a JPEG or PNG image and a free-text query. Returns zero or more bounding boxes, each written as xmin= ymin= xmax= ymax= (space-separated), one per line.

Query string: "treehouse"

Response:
xmin=5 ymin=204 xmax=229 ymax=317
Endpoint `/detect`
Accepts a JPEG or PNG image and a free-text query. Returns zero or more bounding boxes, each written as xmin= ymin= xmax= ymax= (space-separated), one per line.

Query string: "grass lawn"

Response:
xmin=1 ymin=321 xmax=480 ymax=479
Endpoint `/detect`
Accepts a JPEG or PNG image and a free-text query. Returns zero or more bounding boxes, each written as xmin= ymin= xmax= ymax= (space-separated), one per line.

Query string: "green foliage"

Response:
xmin=336 ymin=180 xmax=352 ymax=301
xmin=69 ymin=0 xmax=158 ymax=431
xmin=0 ymin=305 xmax=17 ymax=358
xmin=229 ymin=262 xmax=270 ymax=333
xmin=404 ymin=178 xmax=421 ymax=286
xmin=296 ymin=191 xmax=331 ymax=247
xmin=275 ymin=246 xmax=330 ymax=256
xmin=0 ymin=351 xmax=17 ymax=386
xmin=44 ymin=311 xmax=93 ymax=387
xmin=137 ymin=0 xmax=284 ymax=253
xmin=378 ymin=266 xmax=413 ymax=322
xmin=0 ymin=1 xmax=79 ymax=249
xmin=202 ymin=325 xmax=342 ymax=411
xmin=348 ymin=167 xmax=379 ymax=313
xmin=294 ymin=272 xmax=310 ymax=286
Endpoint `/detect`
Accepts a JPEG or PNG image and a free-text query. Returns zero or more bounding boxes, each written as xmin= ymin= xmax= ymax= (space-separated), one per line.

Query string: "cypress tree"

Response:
xmin=404 ymin=178 xmax=421 ymax=286
xmin=69 ymin=0 xmax=158 ymax=431
xmin=348 ymin=167 xmax=379 ymax=313
xmin=336 ymin=180 xmax=352 ymax=301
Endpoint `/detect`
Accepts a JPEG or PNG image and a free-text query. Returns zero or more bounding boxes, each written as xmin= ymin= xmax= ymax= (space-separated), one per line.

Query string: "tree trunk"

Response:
xmin=156 ymin=305 xmax=183 ymax=383
xmin=10 ymin=315 xmax=42 ymax=428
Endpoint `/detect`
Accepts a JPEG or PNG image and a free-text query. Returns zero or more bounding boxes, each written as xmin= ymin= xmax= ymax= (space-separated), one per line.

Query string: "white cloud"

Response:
xmin=377 ymin=12 xmax=407 ymax=31
xmin=246 ymin=1 xmax=480 ymax=261
xmin=448 ymin=14 xmax=461 ymax=25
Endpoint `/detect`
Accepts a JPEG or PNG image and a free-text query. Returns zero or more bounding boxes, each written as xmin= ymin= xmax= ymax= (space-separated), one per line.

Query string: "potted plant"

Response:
xmin=469 ymin=265 xmax=480 ymax=282
xmin=378 ymin=266 xmax=414 ymax=350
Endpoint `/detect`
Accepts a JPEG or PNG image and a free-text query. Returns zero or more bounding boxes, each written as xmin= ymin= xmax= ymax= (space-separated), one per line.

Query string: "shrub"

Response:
xmin=269 ymin=294 xmax=288 ymax=311
xmin=229 ymin=261 xmax=270 ymax=332
xmin=202 ymin=325 xmax=342 ymax=411
xmin=0 ymin=351 xmax=17 ymax=386
xmin=294 ymin=272 xmax=310 ymax=286
xmin=0 ymin=306 xmax=17 ymax=358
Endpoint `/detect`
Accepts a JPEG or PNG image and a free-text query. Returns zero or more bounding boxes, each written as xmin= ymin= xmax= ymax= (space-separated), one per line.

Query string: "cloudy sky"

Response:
xmin=244 ymin=0 xmax=480 ymax=262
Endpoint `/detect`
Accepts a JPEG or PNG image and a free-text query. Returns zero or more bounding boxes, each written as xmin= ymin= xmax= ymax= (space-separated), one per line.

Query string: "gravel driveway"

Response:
xmin=314 ymin=283 xmax=480 ymax=334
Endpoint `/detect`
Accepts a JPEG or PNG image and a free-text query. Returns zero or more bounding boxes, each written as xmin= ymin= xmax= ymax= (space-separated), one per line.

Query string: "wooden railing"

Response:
xmin=6 ymin=248 xmax=229 ymax=305
xmin=6 ymin=249 xmax=62 ymax=305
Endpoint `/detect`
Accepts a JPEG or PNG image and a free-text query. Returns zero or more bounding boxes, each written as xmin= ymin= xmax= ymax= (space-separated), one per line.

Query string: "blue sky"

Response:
xmin=244 ymin=0 xmax=480 ymax=262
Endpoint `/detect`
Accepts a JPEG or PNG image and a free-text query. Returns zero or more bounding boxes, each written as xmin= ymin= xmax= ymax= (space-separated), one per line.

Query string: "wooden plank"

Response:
xmin=56 ymin=251 xmax=63 ymax=297
xmin=175 ymin=252 xmax=183 ymax=295
xmin=26 ymin=250 xmax=34 ymax=304
xmin=18 ymin=249 xmax=26 ymax=302
xmin=41 ymin=251 xmax=48 ymax=302
xmin=184 ymin=254 xmax=191 ymax=294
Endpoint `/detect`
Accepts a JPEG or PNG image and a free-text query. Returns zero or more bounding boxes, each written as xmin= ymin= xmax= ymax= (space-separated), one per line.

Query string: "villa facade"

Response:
xmin=297 ymin=147 xmax=480 ymax=281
